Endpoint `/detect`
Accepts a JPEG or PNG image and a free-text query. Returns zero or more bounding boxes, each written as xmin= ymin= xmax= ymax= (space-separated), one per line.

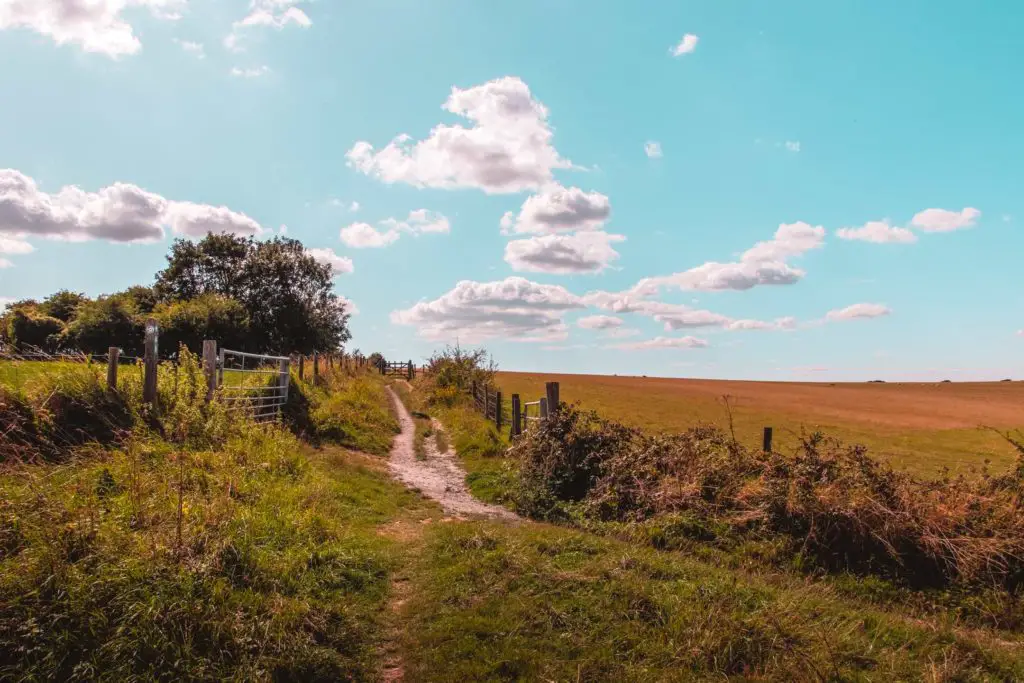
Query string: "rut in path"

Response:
xmin=384 ymin=385 xmax=517 ymax=520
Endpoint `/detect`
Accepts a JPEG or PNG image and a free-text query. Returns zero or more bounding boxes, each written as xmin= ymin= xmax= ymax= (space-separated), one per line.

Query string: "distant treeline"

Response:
xmin=0 ymin=234 xmax=351 ymax=356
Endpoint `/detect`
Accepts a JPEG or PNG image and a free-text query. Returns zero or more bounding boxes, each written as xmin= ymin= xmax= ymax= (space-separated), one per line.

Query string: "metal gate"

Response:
xmin=218 ymin=348 xmax=291 ymax=421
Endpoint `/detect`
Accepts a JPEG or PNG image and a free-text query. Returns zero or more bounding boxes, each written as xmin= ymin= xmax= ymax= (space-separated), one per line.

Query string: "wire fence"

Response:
xmin=218 ymin=348 xmax=290 ymax=422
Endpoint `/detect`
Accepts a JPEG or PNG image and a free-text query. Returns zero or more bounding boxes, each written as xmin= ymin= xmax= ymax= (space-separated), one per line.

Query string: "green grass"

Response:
xmin=0 ymin=426 xmax=436 ymax=680
xmin=399 ymin=520 xmax=1024 ymax=681
xmin=413 ymin=414 xmax=432 ymax=461
xmin=288 ymin=371 xmax=400 ymax=456
xmin=498 ymin=372 xmax=1024 ymax=477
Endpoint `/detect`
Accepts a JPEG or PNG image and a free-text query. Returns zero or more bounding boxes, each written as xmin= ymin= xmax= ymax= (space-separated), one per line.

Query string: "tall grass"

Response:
xmin=283 ymin=366 xmax=399 ymax=455
xmin=0 ymin=348 xmax=428 ymax=680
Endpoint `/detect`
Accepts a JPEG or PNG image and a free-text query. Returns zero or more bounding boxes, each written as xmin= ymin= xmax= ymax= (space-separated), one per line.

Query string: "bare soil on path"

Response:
xmin=384 ymin=385 xmax=517 ymax=520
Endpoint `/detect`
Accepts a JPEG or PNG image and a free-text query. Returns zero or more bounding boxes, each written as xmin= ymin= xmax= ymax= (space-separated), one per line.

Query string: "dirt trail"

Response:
xmin=384 ymin=385 xmax=517 ymax=520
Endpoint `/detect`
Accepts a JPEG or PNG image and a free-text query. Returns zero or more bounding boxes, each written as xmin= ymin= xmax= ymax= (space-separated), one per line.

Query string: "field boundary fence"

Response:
xmin=1 ymin=318 xmax=378 ymax=425
xmin=377 ymin=358 xmax=415 ymax=379
xmin=464 ymin=380 xmax=564 ymax=438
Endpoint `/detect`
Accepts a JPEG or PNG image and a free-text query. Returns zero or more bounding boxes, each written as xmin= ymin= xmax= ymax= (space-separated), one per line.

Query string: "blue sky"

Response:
xmin=1 ymin=0 xmax=1021 ymax=381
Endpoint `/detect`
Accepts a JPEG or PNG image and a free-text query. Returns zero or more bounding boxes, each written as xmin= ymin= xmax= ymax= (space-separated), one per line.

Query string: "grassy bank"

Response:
xmin=0 ymin=353 xmax=431 ymax=680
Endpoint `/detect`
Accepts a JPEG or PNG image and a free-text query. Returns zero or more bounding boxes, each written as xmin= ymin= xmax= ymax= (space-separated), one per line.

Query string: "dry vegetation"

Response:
xmin=498 ymin=372 xmax=1024 ymax=476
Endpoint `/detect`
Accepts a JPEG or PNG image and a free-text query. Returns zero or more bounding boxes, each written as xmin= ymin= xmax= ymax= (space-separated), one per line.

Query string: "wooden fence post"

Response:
xmin=106 ymin=347 xmax=119 ymax=391
xmin=202 ymin=340 xmax=217 ymax=402
xmin=539 ymin=397 xmax=549 ymax=420
xmin=143 ymin=318 xmax=158 ymax=405
xmin=298 ymin=355 xmax=305 ymax=381
xmin=407 ymin=359 xmax=413 ymax=380
xmin=511 ymin=394 xmax=521 ymax=437
xmin=763 ymin=427 xmax=773 ymax=453
xmin=545 ymin=382 xmax=560 ymax=415
xmin=495 ymin=391 xmax=503 ymax=431
xmin=313 ymin=352 xmax=320 ymax=384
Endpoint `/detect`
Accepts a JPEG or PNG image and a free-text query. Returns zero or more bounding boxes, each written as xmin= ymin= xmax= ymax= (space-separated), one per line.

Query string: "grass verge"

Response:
xmin=399 ymin=520 xmax=1024 ymax=681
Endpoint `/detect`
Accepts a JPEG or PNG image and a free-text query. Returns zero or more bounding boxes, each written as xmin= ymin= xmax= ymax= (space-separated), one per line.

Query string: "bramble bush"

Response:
xmin=512 ymin=403 xmax=1024 ymax=591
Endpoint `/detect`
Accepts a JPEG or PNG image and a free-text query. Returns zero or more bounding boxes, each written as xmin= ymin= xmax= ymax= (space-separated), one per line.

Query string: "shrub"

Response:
xmin=2 ymin=309 xmax=65 ymax=352
xmin=417 ymin=344 xmax=495 ymax=407
xmin=512 ymin=404 xmax=1024 ymax=589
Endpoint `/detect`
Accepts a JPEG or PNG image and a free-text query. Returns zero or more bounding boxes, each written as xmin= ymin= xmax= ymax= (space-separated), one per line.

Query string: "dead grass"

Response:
xmin=499 ymin=372 xmax=1024 ymax=477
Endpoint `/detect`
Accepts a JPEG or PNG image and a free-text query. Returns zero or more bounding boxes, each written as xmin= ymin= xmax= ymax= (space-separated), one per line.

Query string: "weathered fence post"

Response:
xmin=763 ymin=427 xmax=773 ymax=453
xmin=495 ymin=391 xmax=503 ymax=431
xmin=202 ymin=340 xmax=217 ymax=402
xmin=511 ymin=394 xmax=521 ymax=437
xmin=407 ymin=359 xmax=413 ymax=381
xmin=545 ymin=382 xmax=560 ymax=415
xmin=539 ymin=397 xmax=549 ymax=419
xmin=298 ymin=355 xmax=305 ymax=381
xmin=143 ymin=318 xmax=158 ymax=405
xmin=106 ymin=347 xmax=119 ymax=391
xmin=217 ymin=348 xmax=225 ymax=387
xmin=313 ymin=352 xmax=320 ymax=384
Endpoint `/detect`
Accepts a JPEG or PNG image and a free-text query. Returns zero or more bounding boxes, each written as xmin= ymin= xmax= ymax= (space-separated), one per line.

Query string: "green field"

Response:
xmin=498 ymin=372 xmax=1024 ymax=477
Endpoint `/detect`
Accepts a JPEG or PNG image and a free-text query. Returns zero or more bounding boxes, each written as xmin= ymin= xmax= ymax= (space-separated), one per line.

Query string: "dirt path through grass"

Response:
xmin=384 ymin=385 xmax=517 ymax=520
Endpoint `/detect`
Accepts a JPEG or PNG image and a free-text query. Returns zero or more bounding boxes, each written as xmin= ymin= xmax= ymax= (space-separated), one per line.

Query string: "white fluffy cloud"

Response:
xmin=339 ymin=222 xmax=399 ymax=248
xmin=0 ymin=0 xmax=183 ymax=57
xmin=0 ymin=235 xmax=35 ymax=255
xmin=612 ymin=335 xmax=708 ymax=350
xmin=636 ymin=221 xmax=824 ymax=292
xmin=644 ymin=141 xmax=663 ymax=158
xmin=671 ymin=33 xmax=699 ymax=56
xmin=911 ymin=207 xmax=981 ymax=232
xmin=577 ymin=315 xmax=623 ymax=330
xmin=501 ymin=184 xmax=611 ymax=235
xmin=504 ymin=231 xmax=624 ymax=274
xmin=347 ymin=76 xmax=571 ymax=194
xmin=165 ymin=202 xmax=263 ymax=238
xmin=825 ymin=303 xmax=891 ymax=321
xmin=391 ymin=276 xmax=584 ymax=342
xmin=0 ymin=168 xmax=264 ymax=246
xmin=307 ymin=247 xmax=354 ymax=275
xmin=340 ymin=210 xmax=449 ymax=248
xmin=836 ymin=220 xmax=917 ymax=244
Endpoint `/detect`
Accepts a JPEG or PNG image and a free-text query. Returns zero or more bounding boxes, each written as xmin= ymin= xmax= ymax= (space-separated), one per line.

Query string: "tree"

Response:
xmin=63 ymin=294 xmax=145 ymax=356
xmin=40 ymin=290 xmax=89 ymax=322
xmin=154 ymin=234 xmax=351 ymax=354
xmin=153 ymin=295 xmax=250 ymax=355
xmin=122 ymin=285 xmax=158 ymax=314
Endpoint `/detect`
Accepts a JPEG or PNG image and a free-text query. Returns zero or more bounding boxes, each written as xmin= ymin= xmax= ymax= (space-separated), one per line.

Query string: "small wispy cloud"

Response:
xmin=783 ymin=140 xmax=801 ymax=152
xmin=230 ymin=65 xmax=270 ymax=78
xmin=174 ymin=38 xmax=205 ymax=59
xmin=671 ymin=33 xmax=699 ymax=57
xmin=644 ymin=141 xmax=663 ymax=159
